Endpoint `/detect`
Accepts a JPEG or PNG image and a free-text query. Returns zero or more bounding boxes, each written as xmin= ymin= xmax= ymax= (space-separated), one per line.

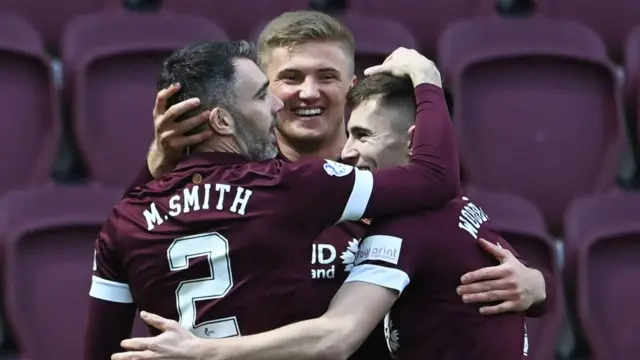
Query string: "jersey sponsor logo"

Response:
xmin=340 ymin=239 xmax=360 ymax=272
xmin=384 ymin=312 xmax=400 ymax=354
xmin=311 ymin=239 xmax=361 ymax=279
xmin=354 ymin=235 xmax=402 ymax=265
xmin=323 ymin=160 xmax=354 ymax=177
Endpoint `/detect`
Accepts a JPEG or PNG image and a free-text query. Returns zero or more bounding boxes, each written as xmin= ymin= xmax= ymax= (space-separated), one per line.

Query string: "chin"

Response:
xmin=280 ymin=122 xmax=331 ymax=142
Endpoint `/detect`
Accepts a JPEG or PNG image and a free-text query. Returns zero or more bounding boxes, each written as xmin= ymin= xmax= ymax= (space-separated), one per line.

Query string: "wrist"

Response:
xmin=530 ymin=268 xmax=547 ymax=304
xmin=409 ymin=65 xmax=442 ymax=88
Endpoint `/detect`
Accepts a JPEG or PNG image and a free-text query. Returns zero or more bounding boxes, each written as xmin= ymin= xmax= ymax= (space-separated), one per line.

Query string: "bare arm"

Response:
xmin=208 ymin=282 xmax=396 ymax=360
xmin=114 ymin=282 xmax=397 ymax=360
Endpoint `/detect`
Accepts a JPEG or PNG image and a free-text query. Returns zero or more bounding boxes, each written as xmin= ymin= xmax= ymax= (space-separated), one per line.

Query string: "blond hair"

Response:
xmin=257 ymin=10 xmax=355 ymax=71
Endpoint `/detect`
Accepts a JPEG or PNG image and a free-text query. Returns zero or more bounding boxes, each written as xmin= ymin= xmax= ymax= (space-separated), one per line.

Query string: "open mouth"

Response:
xmin=356 ymin=166 xmax=372 ymax=171
xmin=291 ymin=107 xmax=325 ymax=118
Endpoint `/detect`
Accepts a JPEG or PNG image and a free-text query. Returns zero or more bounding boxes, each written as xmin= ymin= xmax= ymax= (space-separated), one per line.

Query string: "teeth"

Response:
xmin=293 ymin=108 xmax=323 ymax=116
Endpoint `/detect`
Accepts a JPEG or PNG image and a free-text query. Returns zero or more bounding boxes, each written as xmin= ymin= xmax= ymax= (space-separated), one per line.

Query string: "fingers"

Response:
xmin=457 ymin=277 xmax=515 ymax=296
xmin=153 ymin=83 xmax=181 ymax=119
xmin=478 ymin=238 xmax=512 ymax=262
xmin=460 ymin=263 xmax=511 ymax=284
xmin=120 ymin=337 xmax=154 ymax=350
xmin=363 ymin=64 xmax=386 ymax=76
xmin=461 ymin=289 xmax=514 ymax=304
xmin=156 ymin=98 xmax=202 ymax=130
xmin=140 ymin=311 xmax=174 ymax=332
xmin=479 ymin=301 xmax=518 ymax=315
xmin=112 ymin=350 xmax=156 ymax=360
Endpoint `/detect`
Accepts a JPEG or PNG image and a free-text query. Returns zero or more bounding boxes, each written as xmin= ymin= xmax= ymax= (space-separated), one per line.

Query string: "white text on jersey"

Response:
xmin=311 ymin=243 xmax=337 ymax=279
xmin=143 ymin=184 xmax=252 ymax=231
xmin=458 ymin=201 xmax=489 ymax=239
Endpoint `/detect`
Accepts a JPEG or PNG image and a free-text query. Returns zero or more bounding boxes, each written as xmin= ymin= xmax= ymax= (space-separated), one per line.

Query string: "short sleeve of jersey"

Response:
xmin=89 ymin=208 xmax=133 ymax=304
xmin=280 ymin=158 xmax=374 ymax=230
xmin=344 ymin=217 xmax=421 ymax=294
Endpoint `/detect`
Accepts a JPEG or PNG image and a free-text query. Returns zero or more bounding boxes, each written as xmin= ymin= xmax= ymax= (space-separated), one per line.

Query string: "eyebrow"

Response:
xmin=348 ymin=125 xmax=372 ymax=135
xmin=253 ymin=81 xmax=270 ymax=99
xmin=277 ymin=67 xmax=340 ymax=75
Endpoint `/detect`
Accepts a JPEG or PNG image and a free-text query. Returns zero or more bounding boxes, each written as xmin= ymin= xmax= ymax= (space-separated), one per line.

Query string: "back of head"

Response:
xmin=157 ymin=40 xmax=258 ymax=133
xmin=347 ymin=73 xmax=416 ymax=133
xmin=257 ymin=10 xmax=355 ymax=71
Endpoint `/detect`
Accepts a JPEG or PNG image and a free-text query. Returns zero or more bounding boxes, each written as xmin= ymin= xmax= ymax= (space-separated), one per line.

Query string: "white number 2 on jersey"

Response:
xmin=167 ymin=232 xmax=240 ymax=338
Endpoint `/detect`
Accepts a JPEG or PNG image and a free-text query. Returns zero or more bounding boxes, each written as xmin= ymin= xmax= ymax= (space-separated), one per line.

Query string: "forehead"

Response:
xmin=348 ymin=98 xmax=393 ymax=132
xmin=234 ymin=58 xmax=267 ymax=98
xmin=266 ymin=41 xmax=352 ymax=75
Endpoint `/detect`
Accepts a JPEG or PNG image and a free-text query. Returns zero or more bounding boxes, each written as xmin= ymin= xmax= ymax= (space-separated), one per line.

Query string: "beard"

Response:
xmin=231 ymin=107 xmax=278 ymax=161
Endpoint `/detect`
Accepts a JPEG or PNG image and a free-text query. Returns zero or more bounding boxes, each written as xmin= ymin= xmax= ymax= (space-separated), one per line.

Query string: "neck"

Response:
xmin=192 ymin=137 xmax=243 ymax=156
xmin=277 ymin=128 xmax=347 ymax=162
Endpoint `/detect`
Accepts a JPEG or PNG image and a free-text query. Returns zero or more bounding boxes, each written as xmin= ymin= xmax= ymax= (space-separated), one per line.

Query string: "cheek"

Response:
xmin=271 ymin=84 xmax=296 ymax=104
xmin=321 ymin=84 xmax=348 ymax=107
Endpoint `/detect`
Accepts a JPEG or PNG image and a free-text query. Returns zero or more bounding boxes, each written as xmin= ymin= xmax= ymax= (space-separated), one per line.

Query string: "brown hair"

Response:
xmin=347 ymin=73 xmax=416 ymax=132
xmin=257 ymin=10 xmax=355 ymax=70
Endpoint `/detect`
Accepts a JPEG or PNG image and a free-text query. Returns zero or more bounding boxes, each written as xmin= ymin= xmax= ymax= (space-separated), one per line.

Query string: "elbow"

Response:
xmin=433 ymin=170 xmax=460 ymax=205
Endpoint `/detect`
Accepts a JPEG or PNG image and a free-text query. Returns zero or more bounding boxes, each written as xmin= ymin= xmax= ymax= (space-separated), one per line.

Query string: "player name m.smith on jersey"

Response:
xmin=143 ymin=183 xmax=252 ymax=231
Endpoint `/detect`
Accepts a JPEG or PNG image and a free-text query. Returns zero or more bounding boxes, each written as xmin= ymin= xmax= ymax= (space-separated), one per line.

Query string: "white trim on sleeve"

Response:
xmin=338 ymin=169 xmax=374 ymax=222
xmin=89 ymin=275 xmax=134 ymax=303
xmin=345 ymin=263 xmax=411 ymax=294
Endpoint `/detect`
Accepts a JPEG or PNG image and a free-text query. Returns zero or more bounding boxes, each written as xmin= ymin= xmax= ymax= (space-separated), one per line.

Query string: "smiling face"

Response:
xmin=257 ymin=11 xmax=357 ymax=155
xmin=341 ymin=73 xmax=417 ymax=171
xmin=265 ymin=41 xmax=354 ymax=145
xmin=342 ymin=98 xmax=411 ymax=170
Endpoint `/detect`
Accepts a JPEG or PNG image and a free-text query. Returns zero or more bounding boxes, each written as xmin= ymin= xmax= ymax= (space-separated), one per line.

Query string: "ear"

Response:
xmin=209 ymin=107 xmax=235 ymax=136
xmin=406 ymin=125 xmax=415 ymax=152
xmin=350 ymin=74 xmax=358 ymax=89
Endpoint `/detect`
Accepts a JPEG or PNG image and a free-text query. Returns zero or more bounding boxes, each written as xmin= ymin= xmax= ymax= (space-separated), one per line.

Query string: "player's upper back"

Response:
xmin=93 ymin=152 xmax=357 ymax=336
xmin=347 ymin=197 xmax=526 ymax=360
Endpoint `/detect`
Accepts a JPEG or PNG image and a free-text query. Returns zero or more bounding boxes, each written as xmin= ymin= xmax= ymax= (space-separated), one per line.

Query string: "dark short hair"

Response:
xmin=346 ymin=73 xmax=416 ymax=132
xmin=157 ymin=40 xmax=257 ymax=132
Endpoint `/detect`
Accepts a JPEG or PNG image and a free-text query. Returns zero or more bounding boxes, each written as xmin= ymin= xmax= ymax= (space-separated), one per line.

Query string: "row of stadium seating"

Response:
xmin=0 ymin=186 xmax=637 ymax=360
xmin=1 ymin=0 xmax=639 ymax=60
xmin=1 ymin=11 xmax=639 ymax=235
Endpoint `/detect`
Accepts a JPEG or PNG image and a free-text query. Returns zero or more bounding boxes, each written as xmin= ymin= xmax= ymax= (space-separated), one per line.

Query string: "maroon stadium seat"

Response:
xmin=536 ymin=0 xmax=640 ymax=60
xmin=348 ymin=0 xmax=496 ymax=56
xmin=565 ymin=193 xmax=640 ymax=360
xmin=0 ymin=14 xmax=58 ymax=197
xmin=0 ymin=187 xmax=148 ymax=360
xmin=465 ymin=189 xmax=562 ymax=360
xmin=0 ymin=0 xmax=118 ymax=51
xmin=160 ymin=0 xmax=307 ymax=40
xmin=440 ymin=17 xmax=623 ymax=234
xmin=340 ymin=12 xmax=418 ymax=78
xmin=62 ymin=12 xmax=228 ymax=187
xmin=625 ymin=27 xmax=640 ymax=147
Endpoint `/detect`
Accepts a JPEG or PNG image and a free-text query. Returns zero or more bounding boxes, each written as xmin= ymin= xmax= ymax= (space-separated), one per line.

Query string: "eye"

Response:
xmin=258 ymin=92 xmax=267 ymax=100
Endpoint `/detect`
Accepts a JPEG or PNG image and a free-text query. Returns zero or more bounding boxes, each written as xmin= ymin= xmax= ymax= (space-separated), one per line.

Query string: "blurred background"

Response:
xmin=0 ymin=0 xmax=638 ymax=359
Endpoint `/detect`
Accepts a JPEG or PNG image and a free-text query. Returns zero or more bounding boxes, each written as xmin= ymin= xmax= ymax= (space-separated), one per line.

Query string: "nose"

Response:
xmin=340 ymin=143 xmax=359 ymax=166
xmin=299 ymin=77 xmax=320 ymax=100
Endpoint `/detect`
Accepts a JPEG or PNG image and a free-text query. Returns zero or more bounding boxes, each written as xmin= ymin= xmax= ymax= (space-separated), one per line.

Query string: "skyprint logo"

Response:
xmin=355 ymin=235 xmax=403 ymax=265
xmin=340 ymin=239 xmax=360 ymax=272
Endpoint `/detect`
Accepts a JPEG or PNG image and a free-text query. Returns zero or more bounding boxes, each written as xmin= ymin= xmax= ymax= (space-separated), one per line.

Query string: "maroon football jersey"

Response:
xmin=86 ymin=84 xmax=458 ymax=359
xmin=346 ymin=197 xmax=527 ymax=360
